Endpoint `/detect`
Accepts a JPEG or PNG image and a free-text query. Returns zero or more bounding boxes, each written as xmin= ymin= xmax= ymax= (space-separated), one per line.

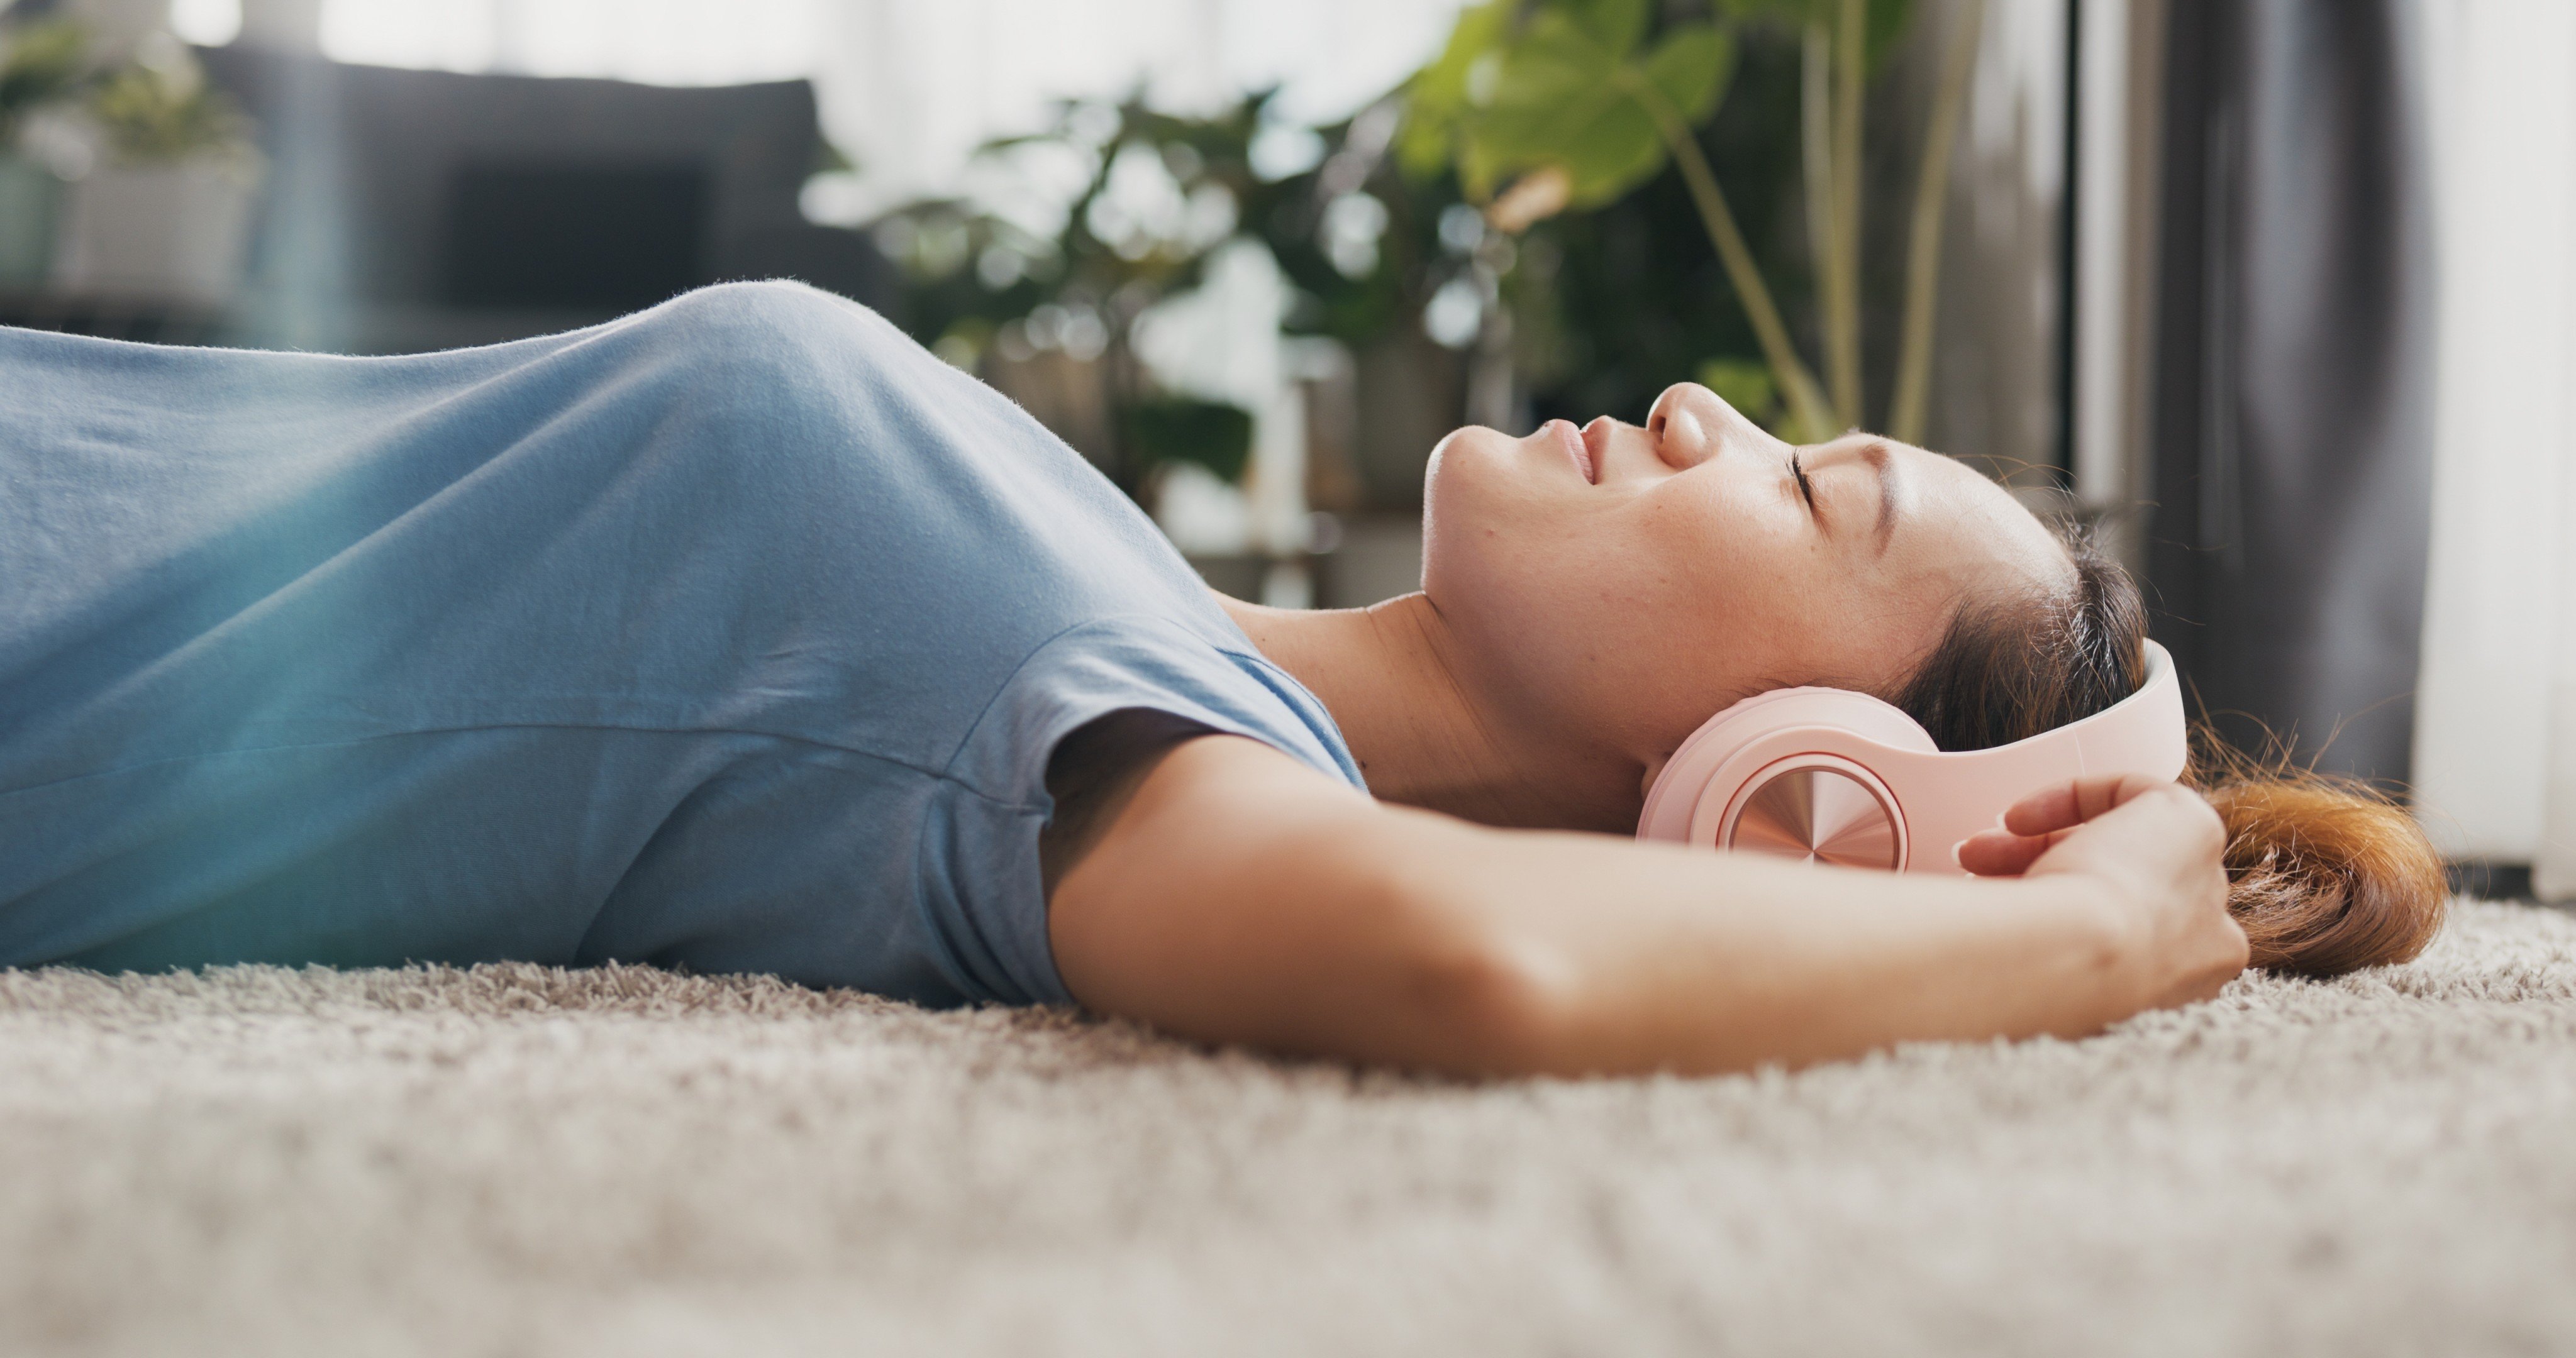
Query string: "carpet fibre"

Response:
xmin=4 ymin=900 xmax=2573 ymax=1357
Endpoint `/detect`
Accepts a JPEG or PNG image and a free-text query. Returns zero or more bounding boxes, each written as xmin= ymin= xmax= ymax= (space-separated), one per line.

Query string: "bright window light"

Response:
xmin=318 ymin=0 xmax=821 ymax=85
xmin=171 ymin=0 xmax=244 ymax=47
xmin=320 ymin=0 xmax=497 ymax=73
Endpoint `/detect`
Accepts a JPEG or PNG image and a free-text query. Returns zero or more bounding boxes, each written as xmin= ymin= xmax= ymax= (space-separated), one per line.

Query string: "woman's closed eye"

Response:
xmin=1789 ymin=452 xmax=1816 ymax=510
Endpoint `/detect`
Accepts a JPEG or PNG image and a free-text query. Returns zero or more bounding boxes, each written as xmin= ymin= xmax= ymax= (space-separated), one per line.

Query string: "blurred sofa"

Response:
xmin=199 ymin=47 xmax=897 ymax=354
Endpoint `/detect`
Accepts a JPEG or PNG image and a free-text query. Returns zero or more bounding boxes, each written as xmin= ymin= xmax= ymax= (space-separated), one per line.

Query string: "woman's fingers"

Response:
xmin=1964 ymin=775 xmax=2196 ymax=875
xmin=1956 ymin=824 xmax=2079 ymax=876
xmin=1997 ymin=773 xmax=2171 ymax=837
xmin=1956 ymin=827 xmax=2046 ymax=875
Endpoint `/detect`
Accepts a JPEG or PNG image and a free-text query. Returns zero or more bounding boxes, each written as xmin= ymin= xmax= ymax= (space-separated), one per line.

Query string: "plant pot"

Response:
xmin=53 ymin=158 xmax=261 ymax=306
xmin=0 ymin=154 xmax=64 ymax=289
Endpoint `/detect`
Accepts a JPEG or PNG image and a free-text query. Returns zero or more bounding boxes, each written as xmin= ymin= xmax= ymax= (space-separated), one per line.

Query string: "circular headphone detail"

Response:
xmin=1720 ymin=754 xmax=1906 ymax=870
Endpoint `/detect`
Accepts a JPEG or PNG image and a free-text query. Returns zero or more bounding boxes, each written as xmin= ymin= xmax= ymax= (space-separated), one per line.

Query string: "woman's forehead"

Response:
xmin=1874 ymin=441 xmax=2074 ymax=587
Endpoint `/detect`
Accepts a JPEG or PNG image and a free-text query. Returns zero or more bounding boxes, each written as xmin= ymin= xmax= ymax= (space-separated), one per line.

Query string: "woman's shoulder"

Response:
xmin=943 ymin=613 xmax=1364 ymax=807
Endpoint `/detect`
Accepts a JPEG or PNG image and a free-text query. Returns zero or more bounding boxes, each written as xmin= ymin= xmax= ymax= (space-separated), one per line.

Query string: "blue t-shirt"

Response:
xmin=0 ymin=281 xmax=1363 ymax=1006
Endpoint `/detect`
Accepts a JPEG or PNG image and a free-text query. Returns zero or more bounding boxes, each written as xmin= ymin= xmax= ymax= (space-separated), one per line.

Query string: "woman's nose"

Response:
xmin=1645 ymin=383 xmax=1718 ymax=469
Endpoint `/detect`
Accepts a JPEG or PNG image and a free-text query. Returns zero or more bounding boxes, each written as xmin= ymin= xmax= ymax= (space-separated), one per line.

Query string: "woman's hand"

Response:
xmin=1957 ymin=776 xmax=2248 ymax=1010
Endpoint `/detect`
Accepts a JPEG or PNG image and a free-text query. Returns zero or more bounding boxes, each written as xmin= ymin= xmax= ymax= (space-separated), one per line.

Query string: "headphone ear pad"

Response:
xmin=1638 ymin=688 xmax=1937 ymax=846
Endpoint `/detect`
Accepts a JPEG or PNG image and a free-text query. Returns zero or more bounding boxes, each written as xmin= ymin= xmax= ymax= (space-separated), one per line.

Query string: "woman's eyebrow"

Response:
xmin=1845 ymin=440 xmax=1901 ymax=553
xmin=1873 ymin=443 xmax=1903 ymax=550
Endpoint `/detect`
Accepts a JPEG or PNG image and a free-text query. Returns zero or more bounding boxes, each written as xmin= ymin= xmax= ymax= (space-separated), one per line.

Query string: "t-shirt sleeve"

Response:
xmin=912 ymin=616 xmax=1365 ymax=1007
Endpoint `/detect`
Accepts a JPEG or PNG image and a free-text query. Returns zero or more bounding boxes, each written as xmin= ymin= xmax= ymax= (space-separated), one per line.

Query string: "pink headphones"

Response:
xmin=1636 ymin=641 xmax=2186 ymax=871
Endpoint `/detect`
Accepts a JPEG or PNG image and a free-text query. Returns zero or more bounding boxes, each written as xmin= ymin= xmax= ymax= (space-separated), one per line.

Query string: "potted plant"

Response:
xmin=0 ymin=19 xmax=92 ymax=288
xmin=52 ymin=35 xmax=260 ymax=306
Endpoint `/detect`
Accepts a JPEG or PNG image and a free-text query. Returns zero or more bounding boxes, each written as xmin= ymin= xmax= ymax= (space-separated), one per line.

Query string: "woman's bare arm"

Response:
xmin=1046 ymin=734 xmax=2246 ymax=1078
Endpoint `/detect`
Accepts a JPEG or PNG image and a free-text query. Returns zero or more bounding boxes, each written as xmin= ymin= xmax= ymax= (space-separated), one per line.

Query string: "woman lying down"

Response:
xmin=0 ymin=282 xmax=2446 ymax=1076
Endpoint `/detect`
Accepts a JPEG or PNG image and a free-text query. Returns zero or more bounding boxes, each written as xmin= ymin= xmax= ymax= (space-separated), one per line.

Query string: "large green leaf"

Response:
xmin=1480 ymin=11 xmax=1621 ymax=123
xmin=1396 ymin=0 xmax=1510 ymax=178
xmin=1471 ymin=12 xmax=1662 ymax=207
xmin=1406 ymin=0 xmax=1755 ymax=209
xmin=1543 ymin=110 xmax=1668 ymax=209
xmin=1641 ymin=23 xmax=1735 ymax=125
xmin=1458 ymin=9 xmax=1745 ymax=211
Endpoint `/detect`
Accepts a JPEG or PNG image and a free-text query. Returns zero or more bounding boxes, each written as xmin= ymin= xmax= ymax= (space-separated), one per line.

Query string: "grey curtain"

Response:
xmin=2146 ymin=0 xmax=2435 ymax=786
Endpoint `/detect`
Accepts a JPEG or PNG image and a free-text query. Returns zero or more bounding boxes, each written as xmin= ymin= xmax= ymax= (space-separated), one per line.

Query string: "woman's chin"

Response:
xmin=1423 ymin=424 xmax=1501 ymax=492
xmin=1424 ymin=422 xmax=1578 ymax=509
xmin=1419 ymin=429 xmax=1492 ymax=545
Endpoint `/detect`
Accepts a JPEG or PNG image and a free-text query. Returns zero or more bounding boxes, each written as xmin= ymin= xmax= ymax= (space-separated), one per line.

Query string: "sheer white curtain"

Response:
xmin=2411 ymin=0 xmax=2576 ymax=892
xmin=317 ymin=0 xmax=826 ymax=86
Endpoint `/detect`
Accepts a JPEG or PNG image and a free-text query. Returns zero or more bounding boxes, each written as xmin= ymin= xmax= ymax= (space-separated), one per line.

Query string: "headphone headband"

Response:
xmin=1637 ymin=641 xmax=2187 ymax=871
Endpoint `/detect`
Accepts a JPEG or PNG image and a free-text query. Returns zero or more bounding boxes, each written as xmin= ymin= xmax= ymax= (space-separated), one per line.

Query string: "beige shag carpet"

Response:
xmin=3 ymin=900 xmax=2572 ymax=1358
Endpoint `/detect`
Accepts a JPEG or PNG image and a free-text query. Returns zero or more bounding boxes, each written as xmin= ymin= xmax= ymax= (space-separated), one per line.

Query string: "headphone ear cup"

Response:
xmin=1643 ymin=644 xmax=2188 ymax=870
xmin=1638 ymin=688 xmax=1936 ymax=848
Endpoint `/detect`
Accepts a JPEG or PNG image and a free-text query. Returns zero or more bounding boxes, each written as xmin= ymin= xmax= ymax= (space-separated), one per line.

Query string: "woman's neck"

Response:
xmin=1219 ymin=592 xmax=1640 ymax=832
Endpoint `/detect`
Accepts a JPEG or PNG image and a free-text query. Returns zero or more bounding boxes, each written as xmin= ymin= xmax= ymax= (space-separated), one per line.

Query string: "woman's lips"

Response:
xmin=1546 ymin=419 xmax=1596 ymax=484
xmin=1580 ymin=416 xmax=1614 ymax=480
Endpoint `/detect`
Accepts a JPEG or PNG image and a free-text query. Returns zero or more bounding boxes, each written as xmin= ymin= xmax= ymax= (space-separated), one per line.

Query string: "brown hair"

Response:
xmin=1890 ymin=529 xmax=2447 ymax=976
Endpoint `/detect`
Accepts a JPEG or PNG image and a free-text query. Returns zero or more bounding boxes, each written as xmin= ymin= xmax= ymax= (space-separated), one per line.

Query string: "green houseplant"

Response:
xmin=880 ymin=96 xmax=1263 ymax=497
xmin=0 ymin=19 xmax=94 ymax=287
xmin=883 ymin=91 xmax=1472 ymax=504
xmin=52 ymin=36 xmax=260 ymax=306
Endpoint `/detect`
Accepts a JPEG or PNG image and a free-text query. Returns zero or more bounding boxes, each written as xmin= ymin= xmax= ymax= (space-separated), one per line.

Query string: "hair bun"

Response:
xmin=2202 ymin=776 xmax=2448 ymax=975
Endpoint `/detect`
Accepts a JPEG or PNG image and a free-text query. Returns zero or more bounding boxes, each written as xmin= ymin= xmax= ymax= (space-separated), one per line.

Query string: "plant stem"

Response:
xmin=1827 ymin=0 xmax=1866 ymax=428
xmin=1888 ymin=0 xmax=1985 ymax=446
xmin=1620 ymin=69 xmax=1836 ymax=441
xmin=1801 ymin=23 xmax=1837 ymax=413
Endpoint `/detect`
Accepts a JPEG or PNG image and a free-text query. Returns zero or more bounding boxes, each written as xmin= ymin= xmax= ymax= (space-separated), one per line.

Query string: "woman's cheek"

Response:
xmin=1638 ymin=482 xmax=1777 ymax=593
